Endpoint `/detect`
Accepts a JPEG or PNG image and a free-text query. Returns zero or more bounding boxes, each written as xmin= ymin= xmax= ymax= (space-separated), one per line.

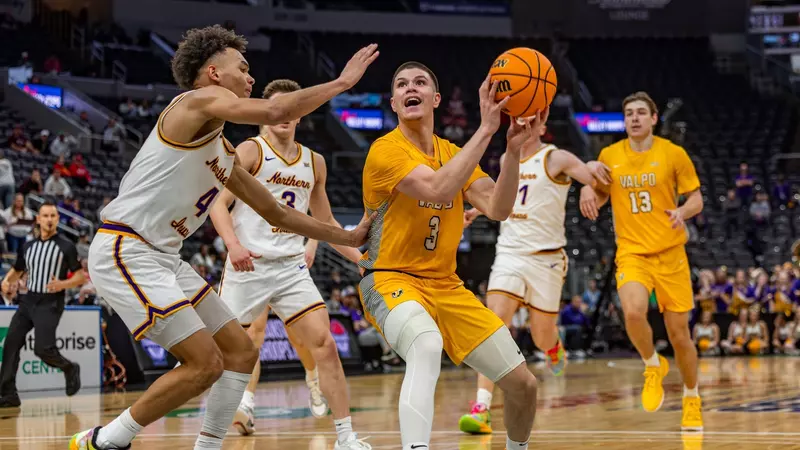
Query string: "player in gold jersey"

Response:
xmin=579 ymin=92 xmax=704 ymax=431
xmin=359 ymin=62 xmax=538 ymax=450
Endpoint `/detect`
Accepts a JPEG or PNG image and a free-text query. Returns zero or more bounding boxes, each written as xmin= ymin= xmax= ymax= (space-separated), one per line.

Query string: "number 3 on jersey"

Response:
xmin=425 ymin=216 xmax=440 ymax=250
xmin=629 ymin=191 xmax=652 ymax=214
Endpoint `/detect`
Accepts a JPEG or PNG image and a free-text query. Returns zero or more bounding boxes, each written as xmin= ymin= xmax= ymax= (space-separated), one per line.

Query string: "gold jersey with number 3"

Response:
xmin=360 ymin=127 xmax=487 ymax=278
xmin=599 ymin=136 xmax=700 ymax=257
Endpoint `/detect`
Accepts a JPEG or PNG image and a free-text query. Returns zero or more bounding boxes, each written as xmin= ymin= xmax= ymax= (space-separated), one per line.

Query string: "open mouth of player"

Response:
xmin=404 ymin=97 xmax=422 ymax=109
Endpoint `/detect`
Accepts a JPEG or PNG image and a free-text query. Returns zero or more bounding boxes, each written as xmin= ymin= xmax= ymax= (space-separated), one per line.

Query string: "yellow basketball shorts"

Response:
xmin=615 ymin=244 xmax=693 ymax=313
xmin=358 ymin=271 xmax=504 ymax=365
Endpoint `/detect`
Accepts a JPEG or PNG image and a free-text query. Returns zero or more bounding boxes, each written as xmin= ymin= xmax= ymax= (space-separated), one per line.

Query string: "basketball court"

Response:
xmin=4 ymin=357 xmax=800 ymax=449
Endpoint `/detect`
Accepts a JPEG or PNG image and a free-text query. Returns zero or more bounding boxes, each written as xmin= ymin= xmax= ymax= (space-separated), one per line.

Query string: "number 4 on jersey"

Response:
xmin=629 ymin=191 xmax=652 ymax=214
xmin=195 ymin=187 xmax=220 ymax=217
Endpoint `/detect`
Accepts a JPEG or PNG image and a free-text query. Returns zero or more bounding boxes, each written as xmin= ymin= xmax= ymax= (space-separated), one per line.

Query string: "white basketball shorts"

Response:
xmin=218 ymin=253 xmax=326 ymax=326
xmin=486 ymin=248 xmax=568 ymax=315
xmin=89 ymin=224 xmax=236 ymax=350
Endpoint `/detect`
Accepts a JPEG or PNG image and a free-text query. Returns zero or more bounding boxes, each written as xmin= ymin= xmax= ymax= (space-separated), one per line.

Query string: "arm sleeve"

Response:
xmin=362 ymin=140 xmax=421 ymax=208
xmin=674 ymin=146 xmax=701 ymax=195
xmin=13 ymin=242 xmax=26 ymax=272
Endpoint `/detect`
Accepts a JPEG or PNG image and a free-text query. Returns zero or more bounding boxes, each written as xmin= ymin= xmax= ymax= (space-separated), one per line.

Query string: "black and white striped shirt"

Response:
xmin=14 ymin=234 xmax=80 ymax=296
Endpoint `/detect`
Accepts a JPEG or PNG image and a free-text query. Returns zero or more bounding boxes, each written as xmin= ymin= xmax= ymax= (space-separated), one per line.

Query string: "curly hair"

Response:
xmin=171 ymin=25 xmax=248 ymax=90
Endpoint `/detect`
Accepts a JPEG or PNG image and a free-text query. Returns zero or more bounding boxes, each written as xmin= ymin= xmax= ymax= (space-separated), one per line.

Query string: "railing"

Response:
xmin=317 ymin=52 xmax=336 ymax=80
xmin=745 ymin=44 xmax=800 ymax=94
xmin=26 ymin=194 xmax=94 ymax=240
xmin=297 ymin=32 xmax=316 ymax=70
xmin=90 ymin=42 xmax=105 ymax=78
xmin=111 ymin=60 xmax=127 ymax=84
xmin=71 ymin=25 xmax=86 ymax=59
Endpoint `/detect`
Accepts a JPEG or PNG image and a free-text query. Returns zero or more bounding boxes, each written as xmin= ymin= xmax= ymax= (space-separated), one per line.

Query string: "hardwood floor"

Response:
xmin=4 ymin=357 xmax=800 ymax=449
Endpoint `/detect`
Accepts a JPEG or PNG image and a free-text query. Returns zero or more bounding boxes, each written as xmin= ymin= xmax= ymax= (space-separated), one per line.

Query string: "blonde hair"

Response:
xmin=262 ymin=79 xmax=301 ymax=100
xmin=622 ymin=91 xmax=658 ymax=115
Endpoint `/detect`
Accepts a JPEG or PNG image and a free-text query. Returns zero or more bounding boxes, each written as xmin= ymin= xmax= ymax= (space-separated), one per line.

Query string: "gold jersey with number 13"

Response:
xmin=598 ymin=136 xmax=700 ymax=257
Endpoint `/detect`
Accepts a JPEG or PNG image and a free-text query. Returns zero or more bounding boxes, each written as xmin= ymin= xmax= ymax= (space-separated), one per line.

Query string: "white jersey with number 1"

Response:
xmin=487 ymin=144 xmax=572 ymax=314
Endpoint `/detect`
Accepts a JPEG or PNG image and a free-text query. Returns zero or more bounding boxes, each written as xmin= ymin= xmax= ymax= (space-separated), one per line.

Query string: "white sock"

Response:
xmin=404 ymin=444 xmax=429 ymax=450
xmin=334 ymin=416 xmax=353 ymax=443
xmin=195 ymin=370 xmax=250 ymax=447
xmin=193 ymin=435 xmax=222 ymax=450
xmin=683 ymin=385 xmax=699 ymax=398
xmin=399 ymin=332 xmax=442 ymax=447
xmin=643 ymin=352 xmax=660 ymax=367
xmin=97 ymin=408 xmax=142 ymax=448
xmin=306 ymin=367 xmax=319 ymax=384
xmin=241 ymin=390 xmax=255 ymax=408
xmin=507 ymin=436 xmax=529 ymax=450
xmin=476 ymin=388 xmax=493 ymax=409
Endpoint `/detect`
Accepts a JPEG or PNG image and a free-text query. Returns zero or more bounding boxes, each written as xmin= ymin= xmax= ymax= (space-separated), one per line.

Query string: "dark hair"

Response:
xmin=171 ymin=25 xmax=248 ymax=90
xmin=391 ymin=61 xmax=439 ymax=94
xmin=262 ymin=79 xmax=301 ymax=100
xmin=38 ymin=198 xmax=57 ymax=211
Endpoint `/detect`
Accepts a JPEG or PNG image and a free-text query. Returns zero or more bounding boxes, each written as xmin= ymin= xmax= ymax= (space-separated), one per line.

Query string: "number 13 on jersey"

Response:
xmin=629 ymin=190 xmax=652 ymax=214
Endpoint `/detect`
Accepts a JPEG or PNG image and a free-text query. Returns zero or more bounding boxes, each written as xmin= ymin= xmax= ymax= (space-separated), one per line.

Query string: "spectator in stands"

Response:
xmin=745 ymin=308 xmax=769 ymax=355
xmin=43 ymin=54 xmax=61 ymax=74
xmin=32 ymin=130 xmax=51 ymax=153
xmin=152 ymin=95 xmax=167 ymax=115
xmin=772 ymin=314 xmax=797 ymax=355
xmin=101 ymin=117 xmax=125 ymax=152
xmin=76 ymin=231 xmax=90 ymax=260
xmin=752 ymin=268 xmax=771 ymax=305
xmin=17 ymin=52 xmax=31 ymax=69
xmin=76 ymin=260 xmax=97 ymax=306
xmin=6 ymin=125 xmax=34 ymax=153
xmin=722 ymin=189 xmax=741 ymax=238
xmin=559 ymin=295 xmax=589 ymax=352
xmin=44 ymin=169 xmax=72 ymax=198
xmin=749 ymin=191 xmax=771 ymax=228
xmin=53 ymin=155 xmax=71 ymax=177
xmin=1 ymin=193 xmax=34 ymax=253
xmin=442 ymin=85 xmax=467 ymax=144
xmin=96 ymin=196 xmax=112 ymax=220
xmin=688 ymin=211 xmax=709 ymax=243
xmin=78 ymin=111 xmax=94 ymax=134
xmin=49 ymin=132 xmax=75 ymax=157
xmin=721 ymin=309 xmax=748 ymax=355
xmin=119 ymin=98 xmax=137 ymax=118
xmin=694 ymin=269 xmax=715 ymax=313
xmin=711 ymin=268 xmax=732 ymax=314
xmin=692 ymin=310 xmax=720 ymax=357
xmin=0 ymin=150 xmax=14 ymax=209
xmin=735 ymin=162 xmax=755 ymax=205
xmin=329 ymin=269 xmax=344 ymax=291
xmin=190 ymin=244 xmax=214 ymax=269
xmin=137 ymin=100 xmax=153 ymax=119
xmin=18 ymin=169 xmax=42 ymax=196
xmin=58 ymin=198 xmax=87 ymax=232
xmin=582 ymin=279 xmax=601 ymax=313
xmin=340 ymin=286 xmax=397 ymax=367
xmin=772 ymin=173 xmax=793 ymax=208
xmin=68 ymin=154 xmax=91 ymax=188
xmin=730 ymin=269 xmax=755 ymax=316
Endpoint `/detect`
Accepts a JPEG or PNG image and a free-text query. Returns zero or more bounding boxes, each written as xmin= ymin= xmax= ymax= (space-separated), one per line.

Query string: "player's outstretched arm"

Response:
xmin=227 ymin=162 xmax=373 ymax=247
xmin=209 ymin=141 xmax=264 ymax=271
xmin=547 ymin=149 xmax=604 ymax=190
xmin=395 ymin=76 xmax=509 ymax=204
xmin=193 ymin=45 xmax=378 ymax=126
xmin=307 ymin=153 xmax=362 ymax=264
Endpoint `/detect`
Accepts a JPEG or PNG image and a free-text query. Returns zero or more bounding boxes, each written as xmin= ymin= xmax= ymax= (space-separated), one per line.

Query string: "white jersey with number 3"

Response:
xmin=496 ymin=145 xmax=571 ymax=254
xmin=230 ymin=136 xmax=316 ymax=260
xmin=100 ymin=92 xmax=236 ymax=254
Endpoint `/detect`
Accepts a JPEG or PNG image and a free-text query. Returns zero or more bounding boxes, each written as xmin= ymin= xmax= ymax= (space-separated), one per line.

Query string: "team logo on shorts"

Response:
xmin=392 ymin=289 xmax=403 ymax=299
xmin=618 ymin=273 xmax=625 ymax=280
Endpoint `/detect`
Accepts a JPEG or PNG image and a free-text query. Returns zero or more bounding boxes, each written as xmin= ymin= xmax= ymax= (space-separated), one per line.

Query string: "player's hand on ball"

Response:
xmin=229 ymin=242 xmax=261 ymax=272
xmin=463 ymin=208 xmax=482 ymax=228
xmin=579 ymin=185 xmax=600 ymax=221
xmin=666 ymin=208 xmax=685 ymax=229
xmin=338 ymin=44 xmax=380 ymax=90
xmin=478 ymin=74 xmax=511 ymax=134
xmin=587 ymin=161 xmax=612 ymax=186
xmin=349 ymin=212 xmax=377 ymax=247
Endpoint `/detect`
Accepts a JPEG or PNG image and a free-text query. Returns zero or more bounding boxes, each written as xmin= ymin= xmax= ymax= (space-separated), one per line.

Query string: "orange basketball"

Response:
xmin=489 ymin=47 xmax=557 ymax=118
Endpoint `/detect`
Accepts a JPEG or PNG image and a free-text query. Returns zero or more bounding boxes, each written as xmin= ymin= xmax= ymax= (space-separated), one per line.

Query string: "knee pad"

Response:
xmin=383 ymin=301 xmax=441 ymax=360
xmin=463 ymin=326 xmax=525 ymax=383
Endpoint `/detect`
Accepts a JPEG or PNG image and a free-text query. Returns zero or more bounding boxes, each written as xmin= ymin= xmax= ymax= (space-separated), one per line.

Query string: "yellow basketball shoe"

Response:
xmin=681 ymin=396 xmax=704 ymax=431
xmin=641 ymin=355 xmax=669 ymax=412
xmin=70 ymin=427 xmax=131 ymax=449
xmin=458 ymin=402 xmax=492 ymax=434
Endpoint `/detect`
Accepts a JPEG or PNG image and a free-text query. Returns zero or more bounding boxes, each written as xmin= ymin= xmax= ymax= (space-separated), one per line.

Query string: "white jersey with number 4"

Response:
xmin=496 ymin=144 xmax=571 ymax=255
xmin=230 ymin=135 xmax=317 ymax=260
xmin=100 ymin=92 xmax=236 ymax=254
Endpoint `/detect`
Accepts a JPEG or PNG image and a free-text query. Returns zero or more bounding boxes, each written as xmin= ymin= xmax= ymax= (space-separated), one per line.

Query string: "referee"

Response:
xmin=0 ymin=199 xmax=85 ymax=407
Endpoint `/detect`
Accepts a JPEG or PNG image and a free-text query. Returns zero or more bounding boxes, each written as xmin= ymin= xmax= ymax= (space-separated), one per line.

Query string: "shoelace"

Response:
xmin=643 ymin=369 xmax=659 ymax=391
xmin=684 ymin=399 xmax=702 ymax=421
xmin=308 ymin=379 xmax=324 ymax=405
xmin=342 ymin=434 xmax=371 ymax=449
